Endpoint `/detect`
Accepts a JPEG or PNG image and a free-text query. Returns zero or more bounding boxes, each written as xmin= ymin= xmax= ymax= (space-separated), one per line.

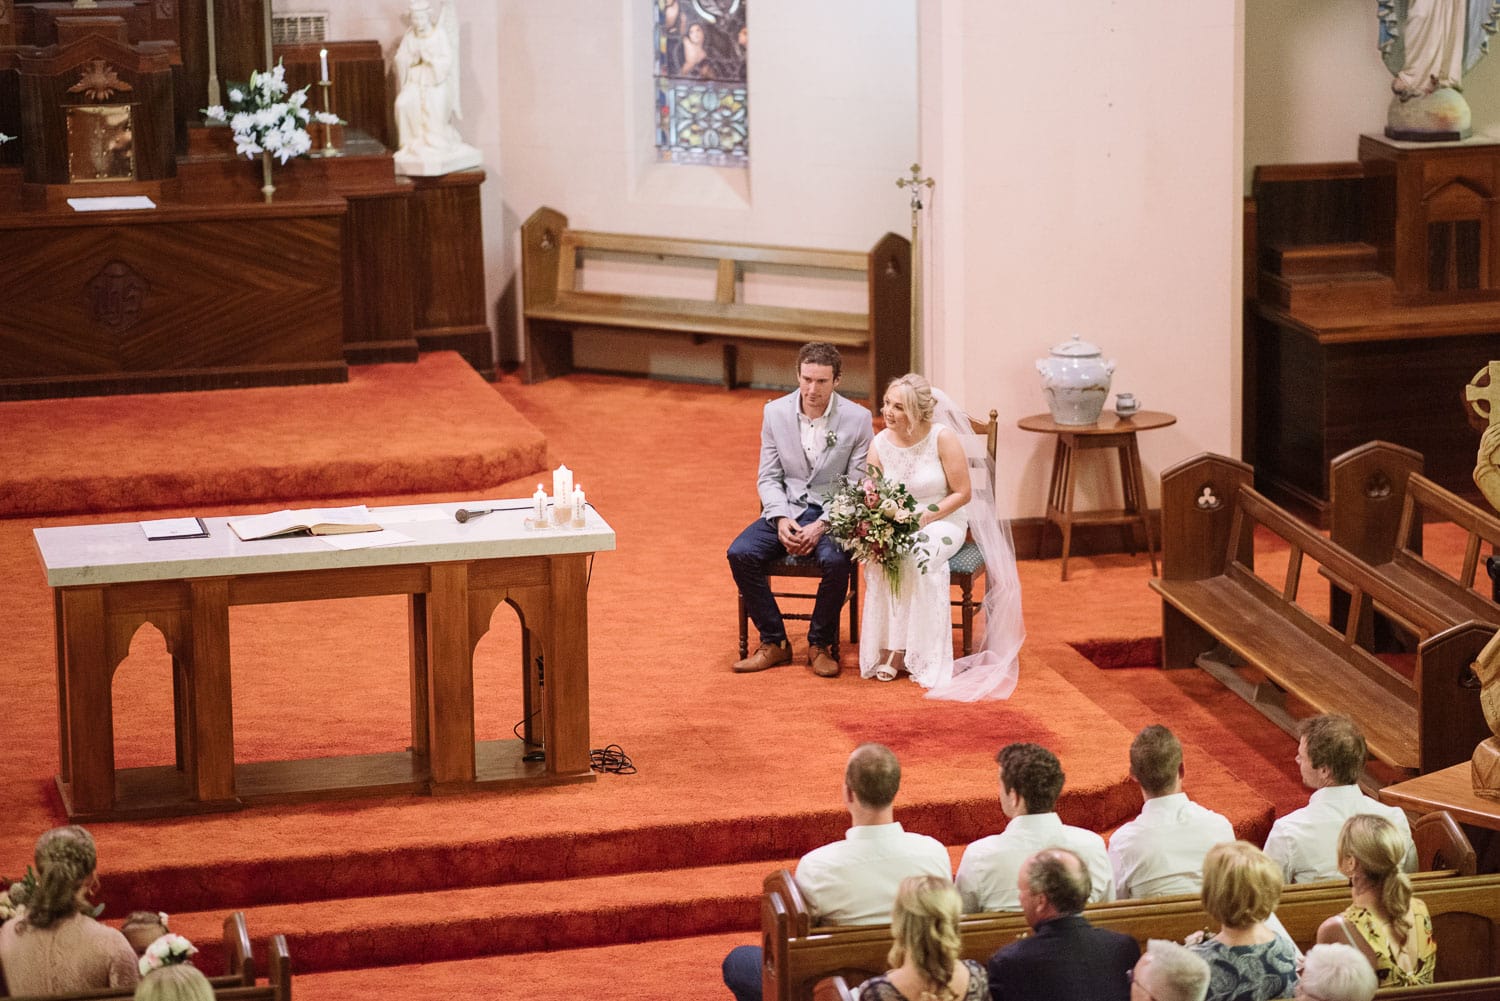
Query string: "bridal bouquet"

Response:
xmin=824 ymin=470 xmax=933 ymax=591
xmin=203 ymin=59 xmax=338 ymax=164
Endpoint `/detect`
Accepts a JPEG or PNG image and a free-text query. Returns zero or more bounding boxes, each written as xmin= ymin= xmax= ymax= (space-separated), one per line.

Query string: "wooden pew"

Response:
xmin=763 ymin=869 xmax=1495 ymax=1001
xmin=1329 ymin=441 xmax=1500 ymax=637
xmin=4 ymin=930 xmax=289 ymax=1001
xmin=519 ymin=206 xmax=911 ymax=393
xmin=1148 ymin=453 xmax=1492 ymax=776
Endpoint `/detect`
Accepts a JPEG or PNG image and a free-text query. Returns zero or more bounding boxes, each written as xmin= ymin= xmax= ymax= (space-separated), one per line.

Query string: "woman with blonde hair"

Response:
xmin=0 ymin=826 xmax=138 ymax=993
xmin=855 ymin=373 xmax=1024 ymax=700
xmin=1187 ymin=841 xmax=1297 ymax=1000
xmin=1315 ymin=814 xmax=1435 ymax=986
xmin=859 ymin=875 xmax=986 ymax=1000
xmin=134 ymin=960 xmax=213 ymax=1001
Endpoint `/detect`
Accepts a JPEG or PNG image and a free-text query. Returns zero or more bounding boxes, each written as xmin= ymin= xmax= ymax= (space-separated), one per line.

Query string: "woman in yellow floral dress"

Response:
xmin=1315 ymin=814 xmax=1436 ymax=986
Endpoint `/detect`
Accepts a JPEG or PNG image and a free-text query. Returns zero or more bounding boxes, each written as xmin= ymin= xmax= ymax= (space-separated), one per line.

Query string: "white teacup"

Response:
xmin=1115 ymin=393 xmax=1140 ymax=415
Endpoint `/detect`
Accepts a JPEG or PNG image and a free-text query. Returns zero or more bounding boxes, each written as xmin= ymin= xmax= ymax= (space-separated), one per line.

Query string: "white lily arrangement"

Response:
xmin=0 ymin=133 xmax=13 ymax=146
xmin=203 ymin=59 xmax=338 ymax=164
xmin=138 ymin=933 xmax=198 ymax=976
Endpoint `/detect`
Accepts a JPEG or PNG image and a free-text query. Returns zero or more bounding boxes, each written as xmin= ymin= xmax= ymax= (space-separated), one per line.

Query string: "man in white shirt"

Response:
xmin=721 ymin=743 xmax=951 ymax=1001
xmin=955 ymin=742 xmax=1114 ymax=912
xmin=1263 ymin=714 xmax=1415 ymax=883
xmin=1109 ymin=725 xmax=1235 ymax=899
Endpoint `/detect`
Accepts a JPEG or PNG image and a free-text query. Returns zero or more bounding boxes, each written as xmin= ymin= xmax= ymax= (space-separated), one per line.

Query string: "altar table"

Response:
xmin=33 ymin=501 xmax=616 ymax=820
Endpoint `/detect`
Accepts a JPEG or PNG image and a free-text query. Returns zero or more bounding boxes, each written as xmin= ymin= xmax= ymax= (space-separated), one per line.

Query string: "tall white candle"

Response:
xmin=553 ymin=464 xmax=572 ymax=502
xmin=532 ymin=484 xmax=547 ymax=523
xmin=319 ymin=47 xmax=330 ymax=82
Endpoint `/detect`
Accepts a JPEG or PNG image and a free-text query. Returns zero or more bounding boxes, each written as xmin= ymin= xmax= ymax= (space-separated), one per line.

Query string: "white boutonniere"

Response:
xmin=825 ymin=429 xmax=838 ymax=449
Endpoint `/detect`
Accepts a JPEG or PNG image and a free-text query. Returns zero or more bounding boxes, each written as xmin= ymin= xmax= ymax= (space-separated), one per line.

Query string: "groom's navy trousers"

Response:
xmin=727 ymin=502 xmax=853 ymax=649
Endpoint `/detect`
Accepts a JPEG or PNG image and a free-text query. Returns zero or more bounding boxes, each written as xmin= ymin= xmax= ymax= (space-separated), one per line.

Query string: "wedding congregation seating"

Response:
xmin=1149 ymin=452 xmax=1494 ymax=776
xmin=761 ymin=865 xmax=1500 ymax=1001
xmin=519 ymin=206 xmax=912 ymax=394
xmin=1327 ymin=441 xmax=1500 ymax=635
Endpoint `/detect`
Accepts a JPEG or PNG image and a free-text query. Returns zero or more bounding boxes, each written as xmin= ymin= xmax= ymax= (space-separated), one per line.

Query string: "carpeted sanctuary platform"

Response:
xmin=0 ymin=352 xmax=547 ymax=517
xmin=0 ymin=371 xmax=1320 ymax=1000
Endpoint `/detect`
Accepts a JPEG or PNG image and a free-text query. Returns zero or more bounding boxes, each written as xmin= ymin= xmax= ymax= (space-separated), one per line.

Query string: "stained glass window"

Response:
xmin=654 ymin=0 xmax=748 ymax=167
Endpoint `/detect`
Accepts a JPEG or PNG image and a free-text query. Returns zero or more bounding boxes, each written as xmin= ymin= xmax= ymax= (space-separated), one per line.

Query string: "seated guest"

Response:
xmin=1188 ymin=841 xmax=1298 ymax=1001
xmin=859 ymin=875 xmax=988 ymax=1001
xmin=1109 ymin=725 xmax=1235 ymax=899
xmin=986 ymin=849 xmax=1139 ymax=1001
xmin=0 ymin=826 xmax=138 ymax=993
xmin=1131 ymin=939 xmax=1212 ymax=1001
xmin=1314 ymin=815 xmax=1435 ymax=987
xmin=956 ymin=743 xmax=1114 ymax=912
xmin=721 ymin=743 xmax=950 ymax=1001
xmin=1294 ymin=944 xmax=1377 ymax=1001
xmin=1262 ymin=715 xmax=1413 ymax=883
xmin=122 ymin=911 xmax=170 ymax=956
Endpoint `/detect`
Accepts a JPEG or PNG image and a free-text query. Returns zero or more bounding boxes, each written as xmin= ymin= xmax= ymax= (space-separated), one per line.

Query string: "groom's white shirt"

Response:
xmin=757 ymin=390 xmax=873 ymax=524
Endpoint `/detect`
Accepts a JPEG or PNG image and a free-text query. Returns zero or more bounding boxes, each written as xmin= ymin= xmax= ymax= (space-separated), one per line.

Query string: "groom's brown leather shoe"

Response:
xmin=809 ymin=644 xmax=840 ymax=678
xmin=733 ymin=641 xmax=792 ymax=673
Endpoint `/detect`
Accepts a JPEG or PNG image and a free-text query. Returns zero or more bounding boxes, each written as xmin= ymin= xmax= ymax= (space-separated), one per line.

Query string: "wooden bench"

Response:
xmin=5 ymin=931 xmax=289 ymax=1001
xmin=832 ymin=975 xmax=1500 ymax=1001
xmin=1148 ymin=452 xmax=1492 ymax=776
xmin=519 ymin=206 xmax=911 ymax=393
xmin=763 ymin=868 xmax=1500 ymax=1001
xmin=1329 ymin=441 xmax=1500 ymax=638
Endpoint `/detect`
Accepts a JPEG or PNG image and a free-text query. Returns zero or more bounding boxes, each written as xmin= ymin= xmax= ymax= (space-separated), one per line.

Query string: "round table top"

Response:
xmin=1017 ymin=410 xmax=1177 ymax=435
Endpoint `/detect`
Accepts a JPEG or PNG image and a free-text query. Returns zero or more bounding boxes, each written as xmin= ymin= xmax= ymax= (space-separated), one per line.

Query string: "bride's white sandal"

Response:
xmin=874 ymin=652 xmax=902 ymax=682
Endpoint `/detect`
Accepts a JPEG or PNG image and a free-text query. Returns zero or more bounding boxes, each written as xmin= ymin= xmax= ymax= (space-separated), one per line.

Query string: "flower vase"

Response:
xmin=260 ymin=150 xmax=275 ymax=203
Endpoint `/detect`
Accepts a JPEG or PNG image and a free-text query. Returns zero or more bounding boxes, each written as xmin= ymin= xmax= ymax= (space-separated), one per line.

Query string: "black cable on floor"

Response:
xmin=590 ymin=744 xmax=635 ymax=774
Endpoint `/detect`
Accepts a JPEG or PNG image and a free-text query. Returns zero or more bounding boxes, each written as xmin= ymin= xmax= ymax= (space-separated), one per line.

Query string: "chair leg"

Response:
xmin=848 ymin=570 xmax=860 ymax=643
xmin=737 ymin=593 xmax=749 ymax=658
xmin=959 ymin=579 xmax=975 ymax=657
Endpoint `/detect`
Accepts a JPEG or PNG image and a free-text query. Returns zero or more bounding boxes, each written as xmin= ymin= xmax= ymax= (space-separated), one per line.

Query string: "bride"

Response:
xmin=860 ymin=373 xmax=1024 ymax=700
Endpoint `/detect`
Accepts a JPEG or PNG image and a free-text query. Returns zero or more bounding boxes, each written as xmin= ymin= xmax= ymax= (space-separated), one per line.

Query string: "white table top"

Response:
xmin=33 ymin=500 xmax=617 ymax=587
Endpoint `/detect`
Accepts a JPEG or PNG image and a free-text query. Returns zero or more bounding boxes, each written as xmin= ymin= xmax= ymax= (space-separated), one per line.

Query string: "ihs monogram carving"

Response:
xmin=86 ymin=261 xmax=148 ymax=334
xmin=69 ymin=60 xmax=134 ymax=101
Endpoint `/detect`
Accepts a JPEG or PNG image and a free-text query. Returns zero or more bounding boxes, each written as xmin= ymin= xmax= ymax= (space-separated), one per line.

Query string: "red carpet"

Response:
xmin=0 ymin=370 xmax=1355 ymax=998
xmin=0 ymin=352 xmax=546 ymax=517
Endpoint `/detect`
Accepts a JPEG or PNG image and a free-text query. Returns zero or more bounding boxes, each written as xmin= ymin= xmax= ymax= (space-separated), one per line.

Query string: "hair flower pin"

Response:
xmin=139 ymin=934 xmax=198 ymax=976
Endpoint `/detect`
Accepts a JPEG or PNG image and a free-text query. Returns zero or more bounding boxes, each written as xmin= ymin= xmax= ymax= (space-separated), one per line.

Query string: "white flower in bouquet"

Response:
xmin=824 ymin=469 xmax=932 ymax=592
xmin=139 ymin=933 xmax=198 ymax=976
xmin=202 ymin=58 xmax=319 ymax=165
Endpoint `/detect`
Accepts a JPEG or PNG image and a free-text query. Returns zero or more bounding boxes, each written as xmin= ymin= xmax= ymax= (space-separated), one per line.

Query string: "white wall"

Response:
xmin=920 ymin=0 xmax=1245 ymax=518
xmin=1245 ymin=0 xmax=1500 ymax=182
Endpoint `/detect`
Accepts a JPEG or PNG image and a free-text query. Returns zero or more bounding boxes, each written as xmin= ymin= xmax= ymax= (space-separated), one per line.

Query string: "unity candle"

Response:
xmin=553 ymin=464 xmax=572 ymax=503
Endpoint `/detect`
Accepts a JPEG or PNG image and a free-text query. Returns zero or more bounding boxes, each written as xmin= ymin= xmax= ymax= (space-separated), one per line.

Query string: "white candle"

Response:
xmin=553 ymin=464 xmax=572 ymax=502
xmin=532 ymin=484 xmax=547 ymax=523
xmin=571 ymin=485 xmax=585 ymax=518
xmin=319 ymin=48 xmax=330 ymax=83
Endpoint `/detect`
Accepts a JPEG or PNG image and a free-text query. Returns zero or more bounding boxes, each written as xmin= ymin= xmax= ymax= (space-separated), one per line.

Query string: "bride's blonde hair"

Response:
xmin=886 ymin=373 xmax=936 ymax=424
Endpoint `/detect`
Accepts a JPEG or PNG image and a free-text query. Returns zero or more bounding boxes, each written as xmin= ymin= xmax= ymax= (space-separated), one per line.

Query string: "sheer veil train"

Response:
xmin=925 ymin=387 xmax=1025 ymax=701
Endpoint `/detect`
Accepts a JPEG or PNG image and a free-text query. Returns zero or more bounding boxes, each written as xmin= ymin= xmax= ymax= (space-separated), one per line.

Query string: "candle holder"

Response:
xmin=310 ymin=79 xmax=341 ymax=158
xmin=552 ymin=502 xmax=572 ymax=526
xmin=571 ymin=505 xmax=587 ymax=529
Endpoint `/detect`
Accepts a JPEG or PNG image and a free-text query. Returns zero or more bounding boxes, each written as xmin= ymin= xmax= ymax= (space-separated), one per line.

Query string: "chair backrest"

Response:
xmin=1413 ymin=810 xmax=1478 ymax=876
xmin=959 ymin=409 xmax=999 ymax=503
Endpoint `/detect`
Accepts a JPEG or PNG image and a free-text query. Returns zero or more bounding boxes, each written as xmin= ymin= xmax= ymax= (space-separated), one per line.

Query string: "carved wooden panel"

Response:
xmin=342 ymin=190 xmax=417 ymax=362
xmin=0 ymin=209 xmax=345 ymax=391
xmin=408 ymin=170 xmax=493 ymax=375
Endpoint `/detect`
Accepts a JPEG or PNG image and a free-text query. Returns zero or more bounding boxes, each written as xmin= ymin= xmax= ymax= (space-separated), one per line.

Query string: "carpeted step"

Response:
xmin=164 ymin=856 xmax=807 ymax=975
xmin=291 ymin=929 xmax=749 ymax=1001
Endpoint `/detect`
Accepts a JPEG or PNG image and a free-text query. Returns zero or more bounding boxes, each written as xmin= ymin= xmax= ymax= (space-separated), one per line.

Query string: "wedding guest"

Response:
xmin=1187 ymin=842 xmax=1298 ymax=1001
xmin=1314 ymin=815 xmax=1435 ymax=987
xmin=1295 ymin=944 xmax=1377 ymax=1001
xmin=0 ymin=826 xmax=138 ymax=993
xmin=1131 ymin=939 xmax=1212 ymax=1001
xmin=122 ymin=911 xmax=170 ymax=956
xmin=135 ymin=960 xmax=212 ymax=1001
xmin=858 ymin=875 xmax=987 ymax=1001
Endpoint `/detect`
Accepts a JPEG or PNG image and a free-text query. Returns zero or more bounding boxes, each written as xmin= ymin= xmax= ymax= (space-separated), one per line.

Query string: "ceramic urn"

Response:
xmin=1036 ymin=334 xmax=1114 ymax=426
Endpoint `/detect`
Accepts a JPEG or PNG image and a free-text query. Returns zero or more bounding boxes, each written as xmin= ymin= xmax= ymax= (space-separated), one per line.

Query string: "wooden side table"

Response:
xmin=1018 ymin=410 xmax=1177 ymax=580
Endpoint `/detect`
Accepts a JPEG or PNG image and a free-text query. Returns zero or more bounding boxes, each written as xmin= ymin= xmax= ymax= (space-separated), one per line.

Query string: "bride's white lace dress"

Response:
xmin=859 ymin=428 xmax=969 ymax=688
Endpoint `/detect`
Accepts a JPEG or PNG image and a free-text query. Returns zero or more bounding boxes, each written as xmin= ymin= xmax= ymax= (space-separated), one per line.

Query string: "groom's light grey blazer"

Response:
xmin=757 ymin=390 xmax=874 ymax=524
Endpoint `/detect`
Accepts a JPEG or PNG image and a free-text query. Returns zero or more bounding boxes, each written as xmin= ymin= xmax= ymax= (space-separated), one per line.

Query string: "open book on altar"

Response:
xmin=228 ymin=505 xmax=381 ymax=541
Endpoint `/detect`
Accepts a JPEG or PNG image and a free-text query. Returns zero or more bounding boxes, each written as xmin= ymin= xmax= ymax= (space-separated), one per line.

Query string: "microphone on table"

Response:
xmin=454 ymin=502 xmax=534 ymax=524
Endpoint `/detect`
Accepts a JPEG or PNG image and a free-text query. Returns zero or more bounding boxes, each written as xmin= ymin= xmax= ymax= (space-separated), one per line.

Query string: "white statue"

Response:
xmin=392 ymin=0 xmax=481 ymax=176
xmin=1378 ymin=0 xmax=1500 ymax=139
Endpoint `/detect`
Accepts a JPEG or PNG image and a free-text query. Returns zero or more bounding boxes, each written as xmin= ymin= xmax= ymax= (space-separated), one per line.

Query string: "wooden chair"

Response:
xmin=950 ymin=410 xmax=999 ymax=656
xmin=738 ymin=558 xmax=859 ymax=658
xmin=1413 ymin=809 xmax=1478 ymax=876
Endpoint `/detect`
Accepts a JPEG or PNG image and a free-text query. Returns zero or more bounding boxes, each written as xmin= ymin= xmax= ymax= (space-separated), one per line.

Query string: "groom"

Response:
xmin=727 ymin=342 xmax=873 ymax=677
